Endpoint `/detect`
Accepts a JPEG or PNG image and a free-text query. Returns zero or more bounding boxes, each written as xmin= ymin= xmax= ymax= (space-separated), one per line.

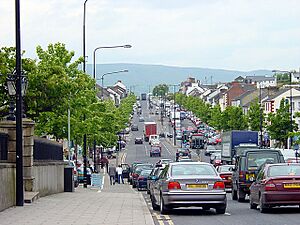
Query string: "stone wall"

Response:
xmin=0 ymin=163 xmax=15 ymax=212
xmin=32 ymin=161 xmax=65 ymax=197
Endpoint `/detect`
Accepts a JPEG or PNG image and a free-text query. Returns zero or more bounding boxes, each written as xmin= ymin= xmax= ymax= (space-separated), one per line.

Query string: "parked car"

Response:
xmin=131 ymin=124 xmax=139 ymax=131
xmin=250 ymin=163 xmax=300 ymax=213
xmin=135 ymin=137 xmax=143 ymax=144
xmin=217 ymin=165 xmax=234 ymax=191
xmin=147 ymin=166 xmax=165 ymax=195
xmin=131 ymin=164 xmax=153 ymax=188
xmin=166 ymin=132 xmax=173 ymax=138
xmin=137 ymin=169 xmax=153 ymax=191
xmin=151 ymin=162 xmax=227 ymax=214
xmin=77 ymin=165 xmax=92 ymax=184
xmin=128 ymin=162 xmax=143 ymax=185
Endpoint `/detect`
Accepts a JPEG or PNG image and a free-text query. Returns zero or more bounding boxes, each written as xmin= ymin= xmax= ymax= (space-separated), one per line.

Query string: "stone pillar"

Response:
xmin=23 ymin=119 xmax=35 ymax=191
xmin=0 ymin=119 xmax=35 ymax=191
xmin=0 ymin=120 xmax=17 ymax=163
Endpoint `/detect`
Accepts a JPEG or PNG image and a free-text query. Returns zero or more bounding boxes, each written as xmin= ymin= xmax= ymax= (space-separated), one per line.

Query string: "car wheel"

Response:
xmin=259 ymin=194 xmax=268 ymax=213
xmin=147 ymin=189 xmax=150 ymax=194
xmin=249 ymin=195 xmax=257 ymax=209
xmin=202 ymin=207 xmax=210 ymax=211
xmin=232 ymin=188 xmax=238 ymax=200
xmin=237 ymin=188 xmax=246 ymax=202
xmin=151 ymin=195 xmax=159 ymax=210
xmin=215 ymin=205 xmax=226 ymax=214
xmin=160 ymin=195 xmax=169 ymax=214
xmin=132 ymin=182 xmax=136 ymax=188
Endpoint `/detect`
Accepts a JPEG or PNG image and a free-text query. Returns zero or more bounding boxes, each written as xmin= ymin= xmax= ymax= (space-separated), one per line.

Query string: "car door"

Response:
xmin=251 ymin=167 xmax=265 ymax=203
xmin=153 ymin=165 xmax=169 ymax=204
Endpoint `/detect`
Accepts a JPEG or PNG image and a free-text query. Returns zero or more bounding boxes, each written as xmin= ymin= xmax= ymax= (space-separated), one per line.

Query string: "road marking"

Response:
xmin=168 ymin=220 xmax=175 ymax=225
xmin=161 ymin=142 xmax=173 ymax=156
xmin=144 ymin=145 xmax=148 ymax=155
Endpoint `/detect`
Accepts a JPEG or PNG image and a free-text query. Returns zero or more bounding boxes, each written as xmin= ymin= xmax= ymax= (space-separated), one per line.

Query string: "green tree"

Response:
xmin=152 ymin=84 xmax=169 ymax=96
xmin=248 ymin=99 xmax=265 ymax=131
xmin=209 ymin=105 xmax=223 ymax=131
xmin=222 ymin=106 xmax=247 ymax=131
xmin=267 ymin=98 xmax=297 ymax=148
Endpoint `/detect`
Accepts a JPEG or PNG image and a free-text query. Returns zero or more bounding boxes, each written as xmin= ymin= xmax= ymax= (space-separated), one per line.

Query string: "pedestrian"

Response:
xmin=101 ymin=156 xmax=109 ymax=173
xmin=116 ymin=165 xmax=124 ymax=184
xmin=108 ymin=164 xmax=116 ymax=185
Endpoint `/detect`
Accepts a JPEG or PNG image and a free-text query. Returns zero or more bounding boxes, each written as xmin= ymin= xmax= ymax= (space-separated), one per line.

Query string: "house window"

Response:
xmin=298 ymin=102 xmax=300 ymax=110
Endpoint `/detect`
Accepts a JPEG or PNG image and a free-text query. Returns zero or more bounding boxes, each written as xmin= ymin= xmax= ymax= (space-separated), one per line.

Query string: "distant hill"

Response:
xmin=85 ymin=63 xmax=273 ymax=94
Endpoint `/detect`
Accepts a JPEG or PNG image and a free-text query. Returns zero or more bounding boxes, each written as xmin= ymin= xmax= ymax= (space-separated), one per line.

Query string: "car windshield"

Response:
xmin=140 ymin=170 xmax=152 ymax=176
xmin=171 ymin=164 xmax=216 ymax=176
xmin=268 ymin=165 xmax=300 ymax=177
xmin=247 ymin=152 xmax=279 ymax=170
xmin=219 ymin=165 xmax=234 ymax=173
xmin=135 ymin=165 xmax=153 ymax=174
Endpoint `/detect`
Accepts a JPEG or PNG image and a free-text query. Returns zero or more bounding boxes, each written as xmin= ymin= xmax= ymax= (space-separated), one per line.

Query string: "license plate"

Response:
xmin=246 ymin=174 xmax=255 ymax=181
xmin=187 ymin=184 xmax=208 ymax=189
xmin=284 ymin=183 xmax=300 ymax=188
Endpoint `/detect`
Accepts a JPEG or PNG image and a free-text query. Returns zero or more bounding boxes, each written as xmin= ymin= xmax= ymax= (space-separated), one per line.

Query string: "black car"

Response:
xmin=135 ymin=137 xmax=143 ymax=144
xmin=231 ymin=148 xmax=284 ymax=202
xmin=131 ymin=124 xmax=139 ymax=131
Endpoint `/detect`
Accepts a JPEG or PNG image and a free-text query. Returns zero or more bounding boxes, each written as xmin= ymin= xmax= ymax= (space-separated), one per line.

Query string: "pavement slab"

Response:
xmin=0 ymin=173 xmax=154 ymax=225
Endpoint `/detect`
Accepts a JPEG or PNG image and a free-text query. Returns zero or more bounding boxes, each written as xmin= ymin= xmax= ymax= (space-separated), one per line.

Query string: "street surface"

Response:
xmin=124 ymin=100 xmax=300 ymax=225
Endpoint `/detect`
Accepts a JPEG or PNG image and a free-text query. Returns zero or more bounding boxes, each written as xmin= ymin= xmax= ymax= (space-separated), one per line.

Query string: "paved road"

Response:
xmin=125 ymin=100 xmax=300 ymax=225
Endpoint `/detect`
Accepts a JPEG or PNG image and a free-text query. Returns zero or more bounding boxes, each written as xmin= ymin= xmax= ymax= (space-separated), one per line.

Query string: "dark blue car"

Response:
xmin=137 ymin=169 xmax=152 ymax=191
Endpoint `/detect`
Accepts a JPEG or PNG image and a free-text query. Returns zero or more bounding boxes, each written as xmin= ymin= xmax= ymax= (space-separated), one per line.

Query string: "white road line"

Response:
xmin=161 ymin=142 xmax=174 ymax=156
xmin=144 ymin=145 xmax=148 ymax=155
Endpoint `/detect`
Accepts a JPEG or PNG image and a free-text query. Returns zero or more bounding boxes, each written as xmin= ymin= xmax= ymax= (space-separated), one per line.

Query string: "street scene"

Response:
xmin=1 ymin=1 xmax=300 ymax=225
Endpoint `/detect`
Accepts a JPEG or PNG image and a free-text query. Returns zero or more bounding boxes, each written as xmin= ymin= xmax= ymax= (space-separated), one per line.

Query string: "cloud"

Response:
xmin=1 ymin=0 xmax=300 ymax=71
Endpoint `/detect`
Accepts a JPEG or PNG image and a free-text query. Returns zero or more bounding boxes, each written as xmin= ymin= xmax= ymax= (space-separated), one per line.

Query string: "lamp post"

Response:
xmin=272 ymin=70 xmax=293 ymax=149
xmin=83 ymin=0 xmax=88 ymax=73
xmin=259 ymin=83 xmax=263 ymax=148
xmin=167 ymin=84 xmax=179 ymax=146
xmin=98 ymin=70 xmax=129 ymax=100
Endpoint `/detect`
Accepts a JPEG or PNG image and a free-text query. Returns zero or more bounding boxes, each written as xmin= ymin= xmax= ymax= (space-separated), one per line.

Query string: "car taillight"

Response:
xmin=220 ymin=175 xmax=226 ymax=180
xmin=239 ymin=171 xmax=244 ymax=179
xmin=213 ymin=181 xmax=225 ymax=189
xmin=265 ymin=180 xmax=276 ymax=191
xmin=168 ymin=181 xmax=181 ymax=190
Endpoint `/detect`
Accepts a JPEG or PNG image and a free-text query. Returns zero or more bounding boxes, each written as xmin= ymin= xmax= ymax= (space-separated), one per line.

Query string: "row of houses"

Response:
xmin=180 ymin=75 xmax=300 ymax=128
xmin=96 ymin=80 xmax=128 ymax=105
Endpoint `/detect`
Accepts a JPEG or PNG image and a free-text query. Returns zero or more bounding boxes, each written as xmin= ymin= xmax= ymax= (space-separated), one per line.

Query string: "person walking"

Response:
xmin=116 ymin=165 xmax=124 ymax=184
xmin=108 ymin=164 xmax=116 ymax=185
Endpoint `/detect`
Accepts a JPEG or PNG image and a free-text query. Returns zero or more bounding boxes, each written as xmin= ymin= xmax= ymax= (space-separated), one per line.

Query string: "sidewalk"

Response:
xmin=0 ymin=171 xmax=154 ymax=225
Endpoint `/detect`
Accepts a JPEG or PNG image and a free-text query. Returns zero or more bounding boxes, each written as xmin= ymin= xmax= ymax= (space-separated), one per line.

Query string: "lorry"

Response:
xmin=190 ymin=133 xmax=206 ymax=149
xmin=144 ymin=122 xmax=157 ymax=142
xmin=141 ymin=93 xmax=147 ymax=101
xmin=221 ymin=130 xmax=258 ymax=164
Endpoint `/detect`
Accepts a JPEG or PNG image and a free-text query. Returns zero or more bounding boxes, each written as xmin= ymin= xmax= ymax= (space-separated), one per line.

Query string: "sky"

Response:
xmin=1 ymin=0 xmax=300 ymax=71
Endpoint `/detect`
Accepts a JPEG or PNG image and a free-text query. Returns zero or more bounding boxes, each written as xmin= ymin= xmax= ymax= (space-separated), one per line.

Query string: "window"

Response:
xmin=171 ymin=164 xmax=217 ymax=176
xmin=268 ymin=165 xmax=300 ymax=177
xmin=159 ymin=165 xmax=169 ymax=179
xmin=246 ymin=152 xmax=280 ymax=170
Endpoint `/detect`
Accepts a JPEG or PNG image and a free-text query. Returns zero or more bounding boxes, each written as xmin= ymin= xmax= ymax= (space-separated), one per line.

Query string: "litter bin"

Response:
xmin=64 ymin=166 xmax=74 ymax=192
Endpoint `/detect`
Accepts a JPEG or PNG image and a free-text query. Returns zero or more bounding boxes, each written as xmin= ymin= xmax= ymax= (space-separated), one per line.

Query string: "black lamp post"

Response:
xmin=259 ymin=83 xmax=263 ymax=148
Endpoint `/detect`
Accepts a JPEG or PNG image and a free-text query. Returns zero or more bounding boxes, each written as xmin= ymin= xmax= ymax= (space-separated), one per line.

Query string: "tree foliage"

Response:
xmin=152 ymin=84 xmax=169 ymax=96
xmin=267 ymin=99 xmax=297 ymax=148
xmin=248 ymin=99 xmax=265 ymax=131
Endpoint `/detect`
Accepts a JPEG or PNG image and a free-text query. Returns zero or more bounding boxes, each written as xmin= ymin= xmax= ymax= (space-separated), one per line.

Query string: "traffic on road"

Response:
xmin=123 ymin=95 xmax=300 ymax=225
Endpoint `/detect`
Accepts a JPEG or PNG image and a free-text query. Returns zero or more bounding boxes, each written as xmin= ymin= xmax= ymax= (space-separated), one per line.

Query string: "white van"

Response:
xmin=149 ymin=135 xmax=159 ymax=145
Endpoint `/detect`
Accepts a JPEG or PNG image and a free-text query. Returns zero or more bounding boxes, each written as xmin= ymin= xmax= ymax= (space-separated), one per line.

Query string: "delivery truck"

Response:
xmin=144 ymin=122 xmax=157 ymax=142
xmin=221 ymin=130 xmax=258 ymax=164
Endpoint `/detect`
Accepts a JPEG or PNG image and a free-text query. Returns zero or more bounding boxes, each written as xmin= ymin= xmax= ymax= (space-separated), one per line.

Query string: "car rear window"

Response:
xmin=246 ymin=152 xmax=280 ymax=170
xmin=219 ymin=165 xmax=234 ymax=173
xmin=268 ymin=165 xmax=300 ymax=177
xmin=140 ymin=170 xmax=152 ymax=176
xmin=171 ymin=164 xmax=217 ymax=176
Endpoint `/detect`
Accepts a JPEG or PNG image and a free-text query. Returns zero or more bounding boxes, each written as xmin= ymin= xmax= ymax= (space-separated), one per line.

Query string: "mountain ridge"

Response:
xmin=85 ymin=63 xmax=273 ymax=93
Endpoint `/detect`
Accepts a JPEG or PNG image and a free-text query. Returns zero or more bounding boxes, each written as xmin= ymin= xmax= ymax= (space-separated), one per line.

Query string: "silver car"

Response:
xmin=151 ymin=162 xmax=227 ymax=214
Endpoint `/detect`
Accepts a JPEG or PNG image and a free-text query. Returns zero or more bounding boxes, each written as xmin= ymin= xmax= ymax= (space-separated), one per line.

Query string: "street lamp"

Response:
xmin=93 ymin=45 xmax=131 ymax=81
xmin=272 ymin=70 xmax=293 ymax=148
xmin=167 ymin=84 xmax=180 ymax=146
xmin=98 ymin=70 xmax=129 ymax=100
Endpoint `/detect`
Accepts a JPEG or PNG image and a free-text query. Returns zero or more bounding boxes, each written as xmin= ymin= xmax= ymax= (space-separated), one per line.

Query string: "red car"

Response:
xmin=217 ymin=165 xmax=234 ymax=191
xmin=250 ymin=163 xmax=300 ymax=213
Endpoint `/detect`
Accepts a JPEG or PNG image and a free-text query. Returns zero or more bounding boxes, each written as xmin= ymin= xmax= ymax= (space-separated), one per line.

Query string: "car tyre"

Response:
xmin=147 ymin=189 xmax=150 ymax=194
xmin=151 ymin=195 xmax=159 ymax=211
xmin=259 ymin=194 xmax=268 ymax=213
xmin=232 ymin=188 xmax=238 ymax=200
xmin=132 ymin=182 xmax=136 ymax=188
xmin=237 ymin=188 xmax=246 ymax=202
xmin=160 ymin=195 xmax=169 ymax=214
xmin=215 ymin=205 xmax=226 ymax=214
xmin=249 ymin=195 xmax=257 ymax=209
